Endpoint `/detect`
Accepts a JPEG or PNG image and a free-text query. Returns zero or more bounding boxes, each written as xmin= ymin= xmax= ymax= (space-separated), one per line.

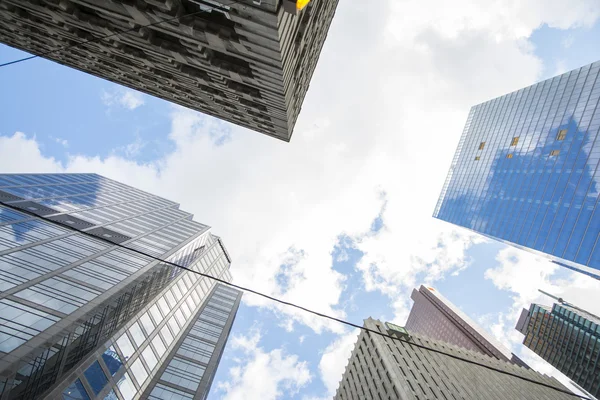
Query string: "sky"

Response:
xmin=1 ymin=1 xmax=600 ymax=399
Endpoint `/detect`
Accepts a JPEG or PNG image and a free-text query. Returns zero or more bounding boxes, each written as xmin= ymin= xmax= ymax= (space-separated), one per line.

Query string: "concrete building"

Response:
xmin=433 ymin=60 xmax=600 ymax=279
xmin=334 ymin=318 xmax=573 ymax=400
xmin=0 ymin=0 xmax=339 ymax=141
xmin=406 ymin=285 xmax=527 ymax=367
xmin=0 ymin=173 xmax=241 ymax=400
xmin=516 ymin=302 xmax=600 ymax=397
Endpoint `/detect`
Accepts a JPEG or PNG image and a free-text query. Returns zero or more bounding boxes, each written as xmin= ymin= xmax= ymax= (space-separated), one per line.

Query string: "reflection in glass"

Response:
xmin=83 ymin=361 xmax=108 ymax=395
xmin=62 ymin=379 xmax=90 ymax=400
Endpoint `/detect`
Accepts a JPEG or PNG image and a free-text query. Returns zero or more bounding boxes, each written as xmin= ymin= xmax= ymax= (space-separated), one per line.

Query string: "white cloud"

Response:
xmin=317 ymin=330 xmax=360 ymax=396
xmin=113 ymin=132 xmax=147 ymax=158
xmin=217 ymin=329 xmax=312 ymax=400
xmin=1 ymin=0 xmax=598 ymax=339
xmin=101 ymin=89 xmax=145 ymax=110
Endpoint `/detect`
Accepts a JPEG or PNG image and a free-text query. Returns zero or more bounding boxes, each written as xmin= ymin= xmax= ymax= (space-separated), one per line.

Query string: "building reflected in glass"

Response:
xmin=0 ymin=173 xmax=241 ymax=399
xmin=434 ymin=61 xmax=600 ymax=279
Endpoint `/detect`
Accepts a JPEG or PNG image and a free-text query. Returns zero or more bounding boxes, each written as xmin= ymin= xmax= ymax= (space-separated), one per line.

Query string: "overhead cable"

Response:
xmin=0 ymin=200 xmax=590 ymax=400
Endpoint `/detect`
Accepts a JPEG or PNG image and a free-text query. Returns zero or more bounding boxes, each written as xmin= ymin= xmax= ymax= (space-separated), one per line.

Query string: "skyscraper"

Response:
xmin=334 ymin=318 xmax=572 ymax=400
xmin=0 ymin=173 xmax=241 ymax=400
xmin=0 ymin=0 xmax=339 ymax=141
xmin=405 ymin=285 xmax=527 ymax=367
xmin=516 ymin=302 xmax=600 ymax=397
xmin=433 ymin=61 xmax=600 ymax=279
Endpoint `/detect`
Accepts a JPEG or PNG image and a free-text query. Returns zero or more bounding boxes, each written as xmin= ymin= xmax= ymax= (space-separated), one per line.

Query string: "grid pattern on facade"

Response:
xmin=518 ymin=303 xmax=600 ymax=397
xmin=0 ymin=173 xmax=236 ymax=400
xmin=144 ymin=284 xmax=242 ymax=400
xmin=0 ymin=0 xmax=339 ymax=141
xmin=334 ymin=318 xmax=572 ymax=400
xmin=433 ymin=61 xmax=600 ymax=274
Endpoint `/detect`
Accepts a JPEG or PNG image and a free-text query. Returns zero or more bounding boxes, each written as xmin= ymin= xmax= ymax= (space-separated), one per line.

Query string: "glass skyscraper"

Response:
xmin=516 ymin=303 xmax=600 ymax=397
xmin=434 ymin=61 xmax=600 ymax=279
xmin=0 ymin=173 xmax=241 ymax=400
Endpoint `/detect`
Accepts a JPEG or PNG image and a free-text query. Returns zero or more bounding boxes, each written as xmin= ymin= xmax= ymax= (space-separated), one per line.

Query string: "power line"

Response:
xmin=0 ymin=0 xmax=245 ymax=69
xmin=0 ymin=200 xmax=590 ymax=400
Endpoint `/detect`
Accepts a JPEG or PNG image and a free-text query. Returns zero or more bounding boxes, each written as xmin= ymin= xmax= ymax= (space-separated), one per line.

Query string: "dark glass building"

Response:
xmin=0 ymin=0 xmax=339 ymax=141
xmin=434 ymin=61 xmax=600 ymax=279
xmin=0 ymin=173 xmax=241 ymax=400
xmin=406 ymin=285 xmax=527 ymax=367
xmin=516 ymin=303 xmax=600 ymax=397
xmin=334 ymin=318 xmax=572 ymax=400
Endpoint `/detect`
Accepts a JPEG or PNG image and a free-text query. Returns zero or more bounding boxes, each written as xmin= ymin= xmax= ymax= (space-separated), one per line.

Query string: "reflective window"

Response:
xmin=161 ymin=325 xmax=174 ymax=345
xmin=62 ymin=379 xmax=90 ymax=400
xmin=83 ymin=361 xmax=108 ymax=395
xmin=152 ymin=335 xmax=167 ymax=357
xmin=116 ymin=334 xmax=135 ymax=360
xmin=102 ymin=346 xmax=123 ymax=376
xmin=433 ymin=62 xmax=600 ymax=272
xmin=103 ymin=390 xmax=118 ymax=400
xmin=140 ymin=313 xmax=155 ymax=335
xmin=128 ymin=322 xmax=145 ymax=347
xmin=142 ymin=346 xmax=158 ymax=371
xmin=116 ymin=373 xmax=136 ymax=400
xmin=130 ymin=358 xmax=148 ymax=385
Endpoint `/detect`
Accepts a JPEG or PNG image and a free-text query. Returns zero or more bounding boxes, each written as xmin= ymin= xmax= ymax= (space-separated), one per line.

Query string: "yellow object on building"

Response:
xmin=297 ymin=0 xmax=311 ymax=10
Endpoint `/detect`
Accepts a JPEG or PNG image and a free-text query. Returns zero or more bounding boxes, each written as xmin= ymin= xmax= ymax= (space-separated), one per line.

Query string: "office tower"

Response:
xmin=334 ymin=318 xmax=572 ymax=400
xmin=0 ymin=173 xmax=241 ymax=400
xmin=516 ymin=302 xmax=600 ymax=397
xmin=0 ymin=0 xmax=339 ymax=141
xmin=405 ymin=285 xmax=527 ymax=367
xmin=433 ymin=61 xmax=600 ymax=279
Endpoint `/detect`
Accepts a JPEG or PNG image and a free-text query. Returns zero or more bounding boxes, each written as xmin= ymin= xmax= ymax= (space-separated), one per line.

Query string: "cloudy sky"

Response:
xmin=1 ymin=0 xmax=600 ymax=399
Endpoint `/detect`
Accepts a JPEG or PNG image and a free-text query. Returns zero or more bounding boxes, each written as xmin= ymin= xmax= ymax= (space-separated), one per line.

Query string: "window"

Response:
xmin=62 ymin=379 xmax=90 ymax=400
xmin=556 ymin=129 xmax=567 ymax=140
xmin=478 ymin=142 xmax=485 ymax=150
xmin=474 ymin=156 xmax=480 ymax=161
xmin=506 ymin=153 xmax=513 ymax=159
xmin=510 ymin=137 xmax=519 ymax=146
xmin=550 ymin=150 xmax=560 ymax=156
xmin=116 ymin=334 xmax=135 ymax=360
xmin=83 ymin=362 xmax=108 ymax=395
xmin=101 ymin=347 xmax=123 ymax=376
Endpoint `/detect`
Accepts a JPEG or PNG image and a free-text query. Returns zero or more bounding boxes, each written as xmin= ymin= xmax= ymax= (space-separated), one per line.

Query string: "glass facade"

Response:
xmin=0 ymin=173 xmax=240 ymax=400
xmin=516 ymin=303 xmax=600 ymax=397
xmin=434 ymin=61 xmax=600 ymax=278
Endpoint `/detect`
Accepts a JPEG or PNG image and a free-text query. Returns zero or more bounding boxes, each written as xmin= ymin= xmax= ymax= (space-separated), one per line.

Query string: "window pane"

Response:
xmin=83 ymin=361 xmax=108 ymax=395
xmin=116 ymin=373 xmax=136 ymax=400
xmin=62 ymin=379 xmax=90 ymax=400
xmin=116 ymin=334 xmax=135 ymax=360
xmin=130 ymin=358 xmax=148 ymax=385
xmin=102 ymin=346 xmax=123 ymax=376
xmin=128 ymin=322 xmax=145 ymax=347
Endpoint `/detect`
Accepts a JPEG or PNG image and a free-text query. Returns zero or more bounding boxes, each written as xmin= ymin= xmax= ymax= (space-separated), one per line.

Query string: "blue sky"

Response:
xmin=1 ymin=2 xmax=600 ymax=399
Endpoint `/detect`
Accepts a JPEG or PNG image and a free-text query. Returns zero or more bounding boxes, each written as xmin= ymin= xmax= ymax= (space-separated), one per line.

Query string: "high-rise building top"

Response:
xmin=334 ymin=318 xmax=572 ymax=400
xmin=405 ymin=285 xmax=527 ymax=367
xmin=516 ymin=302 xmax=600 ymax=397
xmin=0 ymin=173 xmax=240 ymax=400
xmin=433 ymin=61 xmax=600 ymax=278
xmin=0 ymin=0 xmax=339 ymax=141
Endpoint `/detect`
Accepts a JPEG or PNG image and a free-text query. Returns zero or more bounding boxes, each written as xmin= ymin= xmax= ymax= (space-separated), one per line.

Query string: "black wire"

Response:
xmin=0 ymin=0 xmax=246 ymax=68
xmin=0 ymin=200 xmax=590 ymax=400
